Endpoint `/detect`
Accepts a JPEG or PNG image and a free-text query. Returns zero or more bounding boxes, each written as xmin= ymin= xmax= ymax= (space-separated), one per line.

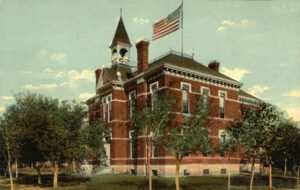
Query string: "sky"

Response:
xmin=0 ymin=0 xmax=299 ymax=121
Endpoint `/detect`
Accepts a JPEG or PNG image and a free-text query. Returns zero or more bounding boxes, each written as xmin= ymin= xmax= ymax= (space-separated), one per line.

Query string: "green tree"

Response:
xmin=166 ymin=97 xmax=211 ymax=190
xmin=0 ymin=105 xmax=25 ymax=190
xmin=85 ymin=119 xmax=107 ymax=162
xmin=226 ymin=103 xmax=282 ymax=190
xmin=132 ymin=96 xmax=173 ymax=190
xmin=274 ymin=119 xmax=299 ymax=176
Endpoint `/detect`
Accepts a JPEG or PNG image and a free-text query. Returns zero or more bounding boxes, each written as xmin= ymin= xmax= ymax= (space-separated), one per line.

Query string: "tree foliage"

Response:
xmin=0 ymin=92 xmax=105 ymax=188
xmin=165 ymin=97 xmax=211 ymax=190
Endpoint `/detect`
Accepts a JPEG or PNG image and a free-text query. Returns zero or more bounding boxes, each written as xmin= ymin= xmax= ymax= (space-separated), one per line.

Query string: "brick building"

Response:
xmin=87 ymin=16 xmax=261 ymax=175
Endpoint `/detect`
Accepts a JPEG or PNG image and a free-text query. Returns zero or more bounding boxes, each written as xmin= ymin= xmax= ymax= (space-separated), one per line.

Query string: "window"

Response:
xmin=181 ymin=126 xmax=189 ymax=157
xmin=201 ymin=87 xmax=210 ymax=110
xmin=103 ymin=98 xmax=107 ymax=121
xmin=102 ymin=95 xmax=112 ymax=122
xmin=221 ymin=168 xmax=227 ymax=174
xmin=181 ymin=83 xmax=190 ymax=114
xmin=104 ymin=129 xmax=111 ymax=143
xmin=181 ymin=126 xmax=189 ymax=135
xmin=129 ymin=91 xmax=136 ymax=118
xmin=150 ymin=82 xmax=158 ymax=109
xmin=219 ymin=130 xmax=226 ymax=157
xmin=203 ymin=169 xmax=209 ymax=175
xmin=108 ymin=96 xmax=112 ymax=121
xmin=129 ymin=130 xmax=136 ymax=158
xmin=219 ymin=92 xmax=226 ymax=118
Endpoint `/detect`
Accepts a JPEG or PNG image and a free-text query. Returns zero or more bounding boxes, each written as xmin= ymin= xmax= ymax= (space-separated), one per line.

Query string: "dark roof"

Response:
xmin=101 ymin=65 xmax=132 ymax=85
xmin=149 ymin=52 xmax=239 ymax=84
xmin=239 ymin=90 xmax=260 ymax=100
xmin=110 ymin=17 xmax=131 ymax=48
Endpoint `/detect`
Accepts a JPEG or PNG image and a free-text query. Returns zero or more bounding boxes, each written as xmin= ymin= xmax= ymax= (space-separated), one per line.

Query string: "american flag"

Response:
xmin=152 ymin=3 xmax=183 ymax=41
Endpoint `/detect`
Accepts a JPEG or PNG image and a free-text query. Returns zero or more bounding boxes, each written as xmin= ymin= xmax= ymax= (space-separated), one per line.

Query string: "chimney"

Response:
xmin=136 ymin=38 xmax=150 ymax=73
xmin=208 ymin=61 xmax=220 ymax=72
xmin=95 ymin=68 xmax=102 ymax=84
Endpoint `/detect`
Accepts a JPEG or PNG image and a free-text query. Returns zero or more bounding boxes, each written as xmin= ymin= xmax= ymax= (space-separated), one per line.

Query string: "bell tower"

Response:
xmin=109 ymin=13 xmax=132 ymax=66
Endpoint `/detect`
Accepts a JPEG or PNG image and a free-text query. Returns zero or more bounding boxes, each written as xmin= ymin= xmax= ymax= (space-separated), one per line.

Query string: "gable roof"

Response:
xmin=109 ymin=17 xmax=131 ymax=48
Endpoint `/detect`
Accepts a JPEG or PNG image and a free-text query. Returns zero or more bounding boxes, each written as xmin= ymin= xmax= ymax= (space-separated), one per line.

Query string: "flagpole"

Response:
xmin=181 ymin=1 xmax=183 ymax=57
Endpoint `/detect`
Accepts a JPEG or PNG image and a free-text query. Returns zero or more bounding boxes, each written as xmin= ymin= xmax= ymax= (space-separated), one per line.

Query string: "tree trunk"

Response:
xmin=297 ymin=166 xmax=299 ymax=188
xmin=283 ymin=158 xmax=287 ymax=176
xmin=15 ymin=159 xmax=18 ymax=180
xmin=147 ymin=144 xmax=152 ymax=190
xmin=250 ymin=158 xmax=255 ymax=190
xmin=53 ymin=161 xmax=58 ymax=188
xmin=72 ymin=160 xmax=77 ymax=175
xmin=269 ymin=163 xmax=272 ymax=189
xmin=228 ymin=166 xmax=231 ymax=190
xmin=175 ymin=158 xmax=180 ymax=190
xmin=7 ymin=147 xmax=14 ymax=190
xmin=36 ymin=165 xmax=42 ymax=185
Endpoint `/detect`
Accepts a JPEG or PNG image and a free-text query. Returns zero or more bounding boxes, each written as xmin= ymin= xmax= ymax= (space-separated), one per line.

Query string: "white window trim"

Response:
xmin=181 ymin=82 xmax=191 ymax=114
xmin=129 ymin=130 xmax=135 ymax=158
xmin=201 ymin=86 xmax=210 ymax=95
xmin=150 ymin=81 xmax=159 ymax=94
xmin=150 ymin=82 xmax=159 ymax=110
xmin=218 ymin=90 xmax=227 ymax=99
xmin=181 ymin=82 xmax=191 ymax=92
xmin=218 ymin=130 xmax=225 ymax=138
xmin=102 ymin=94 xmax=112 ymax=122
xmin=129 ymin=91 xmax=136 ymax=118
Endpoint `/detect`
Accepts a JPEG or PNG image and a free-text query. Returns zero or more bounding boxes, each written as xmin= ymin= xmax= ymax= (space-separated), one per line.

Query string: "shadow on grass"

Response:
xmin=16 ymin=173 xmax=90 ymax=188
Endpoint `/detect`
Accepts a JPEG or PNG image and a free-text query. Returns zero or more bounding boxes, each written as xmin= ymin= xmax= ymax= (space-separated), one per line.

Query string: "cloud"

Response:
xmin=59 ymin=82 xmax=68 ymax=87
xmin=44 ymin=68 xmax=53 ymax=73
xmin=241 ymin=19 xmax=249 ymax=26
xmin=68 ymin=69 xmax=94 ymax=82
xmin=222 ymin=20 xmax=234 ymax=25
xmin=277 ymin=103 xmax=300 ymax=122
xmin=133 ymin=17 xmax=149 ymax=24
xmin=54 ymin=71 xmax=65 ymax=79
xmin=40 ymin=49 xmax=48 ymax=56
xmin=248 ymin=85 xmax=269 ymax=97
xmin=79 ymin=93 xmax=95 ymax=101
xmin=51 ymin=53 xmax=66 ymax=61
xmin=0 ymin=96 xmax=14 ymax=100
xmin=282 ymin=88 xmax=300 ymax=98
xmin=23 ymin=83 xmax=57 ymax=90
xmin=220 ymin=67 xmax=250 ymax=81
xmin=0 ymin=107 xmax=5 ymax=116
xmin=39 ymin=49 xmax=67 ymax=63
xmin=217 ymin=26 xmax=226 ymax=31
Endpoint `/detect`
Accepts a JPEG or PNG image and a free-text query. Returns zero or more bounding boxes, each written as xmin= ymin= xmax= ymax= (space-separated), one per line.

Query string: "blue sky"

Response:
xmin=0 ymin=0 xmax=299 ymax=121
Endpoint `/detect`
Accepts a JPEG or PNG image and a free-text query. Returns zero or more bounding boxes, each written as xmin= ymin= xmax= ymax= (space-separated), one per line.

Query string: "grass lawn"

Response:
xmin=0 ymin=173 xmax=298 ymax=190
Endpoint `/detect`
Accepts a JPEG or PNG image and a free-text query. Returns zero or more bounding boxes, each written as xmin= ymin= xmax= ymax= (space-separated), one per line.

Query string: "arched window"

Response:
xmin=120 ymin=48 xmax=128 ymax=57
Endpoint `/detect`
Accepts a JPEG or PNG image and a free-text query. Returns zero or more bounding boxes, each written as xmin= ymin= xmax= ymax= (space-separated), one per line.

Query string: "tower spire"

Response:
xmin=110 ymin=12 xmax=131 ymax=66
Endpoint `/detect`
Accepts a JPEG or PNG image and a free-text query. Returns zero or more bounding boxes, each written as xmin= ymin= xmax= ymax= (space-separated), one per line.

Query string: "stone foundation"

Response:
xmin=110 ymin=163 xmax=261 ymax=176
